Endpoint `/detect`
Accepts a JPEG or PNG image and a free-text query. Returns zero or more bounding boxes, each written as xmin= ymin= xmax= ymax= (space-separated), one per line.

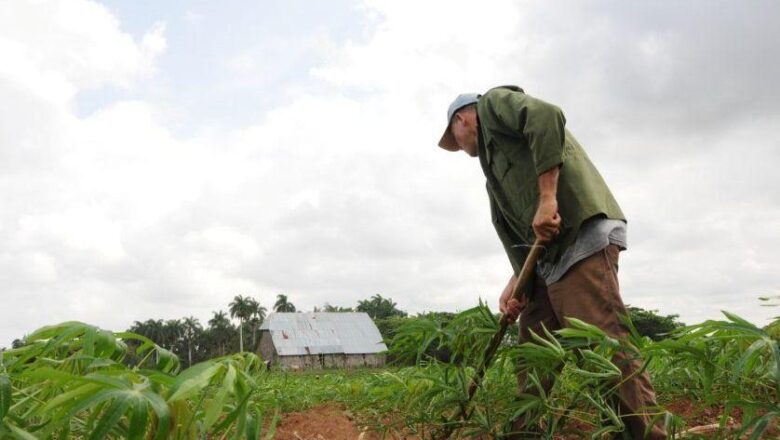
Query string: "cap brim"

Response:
xmin=438 ymin=127 xmax=459 ymax=152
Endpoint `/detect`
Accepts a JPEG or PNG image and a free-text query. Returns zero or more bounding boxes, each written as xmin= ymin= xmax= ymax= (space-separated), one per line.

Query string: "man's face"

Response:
xmin=450 ymin=109 xmax=479 ymax=157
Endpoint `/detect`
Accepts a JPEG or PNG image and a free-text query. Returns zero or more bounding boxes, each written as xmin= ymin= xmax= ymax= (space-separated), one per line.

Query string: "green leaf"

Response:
xmin=747 ymin=412 xmax=776 ymax=440
xmin=262 ymin=408 xmax=280 ymax=440
xmin=167 ymin=362 xmax=222 ymax=402
xmin=734 ymin=338 xmax=767 ymax=381
xmin=564 ymin=317 xmax=608 ymax=339
xmin=767 ymin=338 xmax=780 ymax=387
xmin=509 ymin=395 xmax=541 ymax=419
xmin=40 ymin=389 xmax=119 ymax=436
xmin=245 ymin=405 xmax=260 ymax=440
xmin=143 ymin=390 xmax=171 ymax=440
xmin=0 ymin=374 xmax=10 ymax=422
xmin=203 ymin=364 xmax=235 ymax=430
xmin=41 ymin=382 xmax=103 ymax=413
xmin=6 ymin=423 xmax=38 ymax=440
xmin=126 ymin=398 xmax=149 ymax=440
xmin=25 ymin=367 xmax=128 ymax=391
xmin=591 ymin=424 xmax=621 ymax=438
xmin=88 ymin=395 xmax=131 ymax=440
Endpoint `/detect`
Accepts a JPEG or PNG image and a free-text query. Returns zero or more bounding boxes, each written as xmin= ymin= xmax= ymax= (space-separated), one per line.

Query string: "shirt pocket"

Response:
xmin=491 ymin=148 xmax=511 ymax=180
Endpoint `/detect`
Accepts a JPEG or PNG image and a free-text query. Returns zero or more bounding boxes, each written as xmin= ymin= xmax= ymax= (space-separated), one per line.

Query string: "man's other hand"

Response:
xmin=499 ymin=274 xmax=526 ymax=324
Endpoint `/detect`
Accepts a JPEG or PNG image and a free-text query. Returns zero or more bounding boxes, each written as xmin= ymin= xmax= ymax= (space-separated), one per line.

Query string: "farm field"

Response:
xmin=1 ymin=305 xmax=778 ymax=439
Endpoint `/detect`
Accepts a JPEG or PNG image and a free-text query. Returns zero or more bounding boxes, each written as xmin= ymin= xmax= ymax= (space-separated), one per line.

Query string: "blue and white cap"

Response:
xmin=438 ymin=93 xmax=479 ymax=151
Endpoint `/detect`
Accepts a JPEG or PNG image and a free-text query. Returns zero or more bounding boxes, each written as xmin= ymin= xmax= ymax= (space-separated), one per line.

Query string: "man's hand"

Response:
xmin=533 ymin=166 xmax=562 ymax=241
xmin=499 ymin=274 xmax=526 ymax=324
xmin=532 ymin=196 xmax=561 ymax=241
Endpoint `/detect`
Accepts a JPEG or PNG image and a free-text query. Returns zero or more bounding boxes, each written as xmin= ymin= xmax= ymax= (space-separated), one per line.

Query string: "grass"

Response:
xmin=1 ymin=305 xmax=778 ymax=439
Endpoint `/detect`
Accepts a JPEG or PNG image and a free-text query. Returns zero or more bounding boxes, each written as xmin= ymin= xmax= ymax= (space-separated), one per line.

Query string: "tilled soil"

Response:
xmin=273 ymin=405 xmax=420 ymax=440
xmin=273 ymin=401 xmax=777 ymax=439
xmin=273 ymin=405 xmax=363 ymax=440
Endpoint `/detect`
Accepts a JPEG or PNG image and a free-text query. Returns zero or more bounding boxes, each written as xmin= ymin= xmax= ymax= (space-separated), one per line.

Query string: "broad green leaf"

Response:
xmin=564 ymin=317 xmax=608 ymax=338
xmin=167 ymin=362 xmax=222 ymax=402
xmin=42 ymin=382 xmax=103 ymax=412
xmin=27 ymin=368 xmax=129 ymax=392
xmin=767 ymin=337 xmax=780 ymax=387
xmin=142 ymin=389 xmax=171 ymax=440
xmin=39 ymin=389 xmax=120 ymax=436
xmin=0 ymin=374 xmax=10 ymax=422
xmin=6 ymin=422 xmax=37 ymax=440
xmin=734 ymin=338 xmax=766 ymax=381
xmin=580 ymin=350 xmax=621 ymax=377
xmin=127 ymin=398 xmax=149 ymax=440
xmin=245 ymin=405 xmax=259 ymax=440
xmin=509 ymin=395 xmax=540 ymax=419
xmin=203 ymin=364 xmax=235 ymax=430
xmin=88 ymin=395 xmax=131 ymax=440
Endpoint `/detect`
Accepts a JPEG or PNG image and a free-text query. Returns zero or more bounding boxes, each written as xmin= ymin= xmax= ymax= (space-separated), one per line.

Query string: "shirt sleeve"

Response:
xmin=482 ymin=88 xmax=567 ymax=176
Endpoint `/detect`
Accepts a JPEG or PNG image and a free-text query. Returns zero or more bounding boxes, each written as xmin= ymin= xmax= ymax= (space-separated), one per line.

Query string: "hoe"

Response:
xmin=440 ymin=238 xmax=544 ymax=439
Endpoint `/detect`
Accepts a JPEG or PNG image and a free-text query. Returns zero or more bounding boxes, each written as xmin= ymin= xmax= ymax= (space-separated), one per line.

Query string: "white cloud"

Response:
xmin=0 ymin=0 xmax=172 ymax=342
xmin=0 ymin=0 xmax=164 ymax=91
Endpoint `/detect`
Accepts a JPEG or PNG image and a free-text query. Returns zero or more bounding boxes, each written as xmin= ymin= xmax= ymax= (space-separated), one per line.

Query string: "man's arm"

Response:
xmin=499 ymin=166 xmax=561 ymax=323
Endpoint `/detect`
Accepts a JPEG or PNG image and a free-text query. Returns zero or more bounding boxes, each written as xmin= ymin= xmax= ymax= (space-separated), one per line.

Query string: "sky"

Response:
xmin=1 ymin=0 xmax=779 ymax=346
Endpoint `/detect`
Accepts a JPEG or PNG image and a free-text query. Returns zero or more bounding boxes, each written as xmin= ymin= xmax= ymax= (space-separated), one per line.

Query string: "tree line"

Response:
xmin=122 ymin=293 xmax=406 ymax=368
xmin=7 ymin=292 xmax=682 ymax=369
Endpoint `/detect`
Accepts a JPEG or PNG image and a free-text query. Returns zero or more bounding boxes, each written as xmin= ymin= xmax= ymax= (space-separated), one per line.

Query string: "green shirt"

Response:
xmin=476 ymin=85 xmax=625 ymax=273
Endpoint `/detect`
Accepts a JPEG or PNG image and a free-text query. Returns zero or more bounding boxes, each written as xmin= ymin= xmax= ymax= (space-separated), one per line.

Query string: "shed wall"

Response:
xmin=275 ymin=353 xmax=386 ymax=370
xmin=258 ymin=331 xmax=277 ymax=364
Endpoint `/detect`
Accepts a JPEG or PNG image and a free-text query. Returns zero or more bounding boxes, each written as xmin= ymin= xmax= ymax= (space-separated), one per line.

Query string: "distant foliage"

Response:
xmin=760 ymin=295 xmax=780 ymax=340
xmin=273 ymin=294 xmax=296 ymax=313
xmin=766 ymin=319 xmax=780 ymax=341
xmin=321 ymin=303 xmax=354 ymax=312
xmin=626 ymin=306 xmax=685 ymax=341
xmin=356 ymin=294 xmax=407 ymax=320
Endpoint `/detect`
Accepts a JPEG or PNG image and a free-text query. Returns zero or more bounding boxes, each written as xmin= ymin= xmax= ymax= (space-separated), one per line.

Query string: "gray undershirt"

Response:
xmin=535 ymin=217 xmax=627 ymax=285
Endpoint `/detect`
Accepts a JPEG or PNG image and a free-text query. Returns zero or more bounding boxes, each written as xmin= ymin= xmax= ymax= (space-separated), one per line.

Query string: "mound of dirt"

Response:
xmin=273 ymin=405 xmax=362 ymax=440
xmin=274 ymin=405 xmax=420 ymax=440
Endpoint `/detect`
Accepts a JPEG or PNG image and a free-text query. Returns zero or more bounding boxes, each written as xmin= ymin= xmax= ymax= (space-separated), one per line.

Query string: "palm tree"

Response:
xmin=182 ymin=316 xmax=202 ymax=367
xmin=229 ymin=295 xmax=256 ymax=352
xmin=164 ymin=319 xmax=184 ymax=352
xmin=249 ymin=302 xmax=267 ymax=350
xmin=208 ymin=310 xmax=232 ymax=356
xmin=323 ymin=303 xmax=353 ymax=312
xmin=208 ymin=310 xmax=230 ymax=329
xmin=253 ymin=302 xmax=267 ymax=322
xmin=142 ymin=319 xmax=166 ymax=347
xmin=356 ymin=294 xmax=407 ymax=319
xmin=273 ymin=294 xmax=296 ymax=313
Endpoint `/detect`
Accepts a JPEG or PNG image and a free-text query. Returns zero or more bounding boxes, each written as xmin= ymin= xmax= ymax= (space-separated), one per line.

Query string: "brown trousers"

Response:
xmin=511 ymin=245 xmax=666 ymax=439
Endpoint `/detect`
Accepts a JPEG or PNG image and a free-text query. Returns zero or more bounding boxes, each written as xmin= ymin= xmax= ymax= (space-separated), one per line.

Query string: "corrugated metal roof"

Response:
xmin=259 ymin=312 xmax=388 ymax=356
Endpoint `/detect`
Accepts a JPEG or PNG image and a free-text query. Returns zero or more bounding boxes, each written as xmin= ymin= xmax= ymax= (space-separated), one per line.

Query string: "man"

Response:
xmin=438 ymin=86 xmax=666 ymax=439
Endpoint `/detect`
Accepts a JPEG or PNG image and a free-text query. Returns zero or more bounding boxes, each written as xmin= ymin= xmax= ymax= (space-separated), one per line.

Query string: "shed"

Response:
xmin=258 ymin=312 xmax=387 ymax=370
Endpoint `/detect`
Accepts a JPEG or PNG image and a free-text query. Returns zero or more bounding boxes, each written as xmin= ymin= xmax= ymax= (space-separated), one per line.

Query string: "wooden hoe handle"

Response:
xmin=500 ymin=238 xmax=545 ymax=325
xmin=440 ymin=238 xmax=545 ymax=439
